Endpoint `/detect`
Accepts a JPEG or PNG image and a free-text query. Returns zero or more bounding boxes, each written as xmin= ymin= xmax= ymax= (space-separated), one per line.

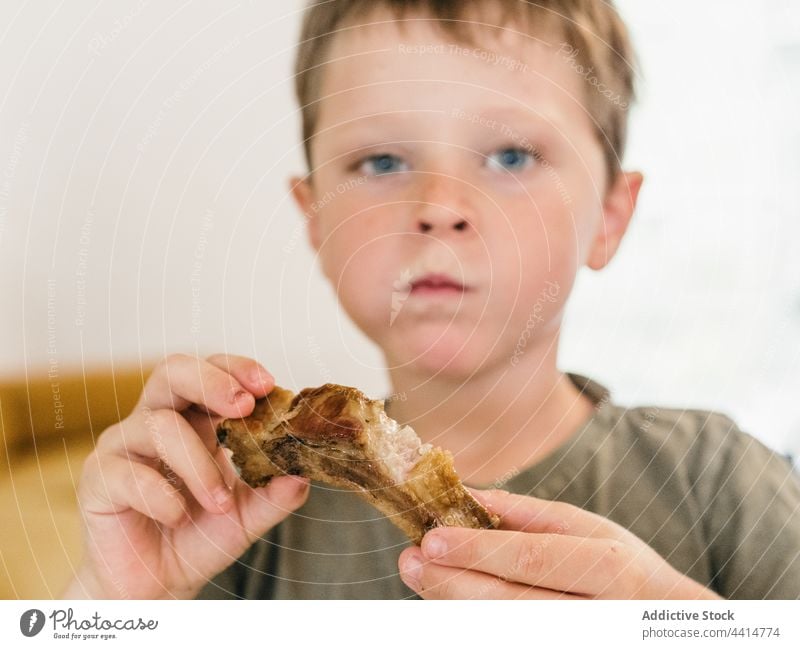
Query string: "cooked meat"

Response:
xmin=216 ymin=383 xmax=499 ymax=544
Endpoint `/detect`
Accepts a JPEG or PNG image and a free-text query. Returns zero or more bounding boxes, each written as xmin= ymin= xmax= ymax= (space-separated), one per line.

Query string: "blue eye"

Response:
xmin=358 ymin=154 xmax=408 ymax=176
xmin=487 ymin=147 xmax=537 ymax=172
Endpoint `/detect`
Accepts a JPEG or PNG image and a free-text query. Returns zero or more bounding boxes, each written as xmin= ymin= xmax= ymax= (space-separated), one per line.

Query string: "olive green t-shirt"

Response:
xmin=196 ymin=373 xmax=800 ymax=599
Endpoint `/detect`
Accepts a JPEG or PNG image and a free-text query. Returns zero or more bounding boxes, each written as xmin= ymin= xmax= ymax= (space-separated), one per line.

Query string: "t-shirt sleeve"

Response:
xmin=696 ymin=416 xmax=800 ymax=599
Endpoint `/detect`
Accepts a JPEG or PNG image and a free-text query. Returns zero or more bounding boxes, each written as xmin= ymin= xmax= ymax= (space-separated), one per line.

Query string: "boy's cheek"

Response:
xmin=322 ymin=245 xmax=398 ymax=310
xmin=492 ymin=223 xmax=579 ymax=291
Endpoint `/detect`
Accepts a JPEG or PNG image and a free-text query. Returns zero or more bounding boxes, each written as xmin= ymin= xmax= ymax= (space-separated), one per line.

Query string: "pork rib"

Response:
xmin=216 ymin=383 xmax=499 ymax=544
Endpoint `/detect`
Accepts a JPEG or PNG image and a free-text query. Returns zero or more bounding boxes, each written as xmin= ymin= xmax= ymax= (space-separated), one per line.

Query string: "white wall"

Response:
xmin=563 ymin=0 xmax=800 ymax=457
xmin=1 ymin=1 xmax=798 ymax=457
xmin=0 ymin=1 xmax=382 ymax=393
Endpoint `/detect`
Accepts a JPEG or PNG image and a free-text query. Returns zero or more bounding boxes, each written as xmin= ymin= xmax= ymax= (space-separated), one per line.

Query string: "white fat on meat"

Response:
xmin=370 ymin=408 xmax=432 ymax=484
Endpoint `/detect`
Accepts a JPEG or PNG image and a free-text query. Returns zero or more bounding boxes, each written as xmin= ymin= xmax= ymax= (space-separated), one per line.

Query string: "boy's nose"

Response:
xmin=413 ymin=174 xmax=474 ymax=236
xmin=417 ymin=216 xmax=469 ymax=234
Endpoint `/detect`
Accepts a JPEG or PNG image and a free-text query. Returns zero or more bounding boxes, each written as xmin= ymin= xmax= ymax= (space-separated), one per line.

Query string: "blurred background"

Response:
xmin=1 ymin=0 xmax=798 ymax=598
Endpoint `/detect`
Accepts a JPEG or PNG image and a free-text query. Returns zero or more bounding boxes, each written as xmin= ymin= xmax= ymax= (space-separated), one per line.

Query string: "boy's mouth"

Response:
xmin=409 ymin=273 xmax=468 ymax=295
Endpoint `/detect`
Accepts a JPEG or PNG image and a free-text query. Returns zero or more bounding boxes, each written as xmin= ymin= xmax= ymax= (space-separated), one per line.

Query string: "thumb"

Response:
xmin=466 ymin=487 xmax=626 ymax=541
xmin=235 ymin=475 xmax=310 ymax=540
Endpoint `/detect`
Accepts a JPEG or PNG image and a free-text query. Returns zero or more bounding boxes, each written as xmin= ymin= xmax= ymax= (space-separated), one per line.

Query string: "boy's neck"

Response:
xmin=383 ymin=330 xmax=596 ymax=487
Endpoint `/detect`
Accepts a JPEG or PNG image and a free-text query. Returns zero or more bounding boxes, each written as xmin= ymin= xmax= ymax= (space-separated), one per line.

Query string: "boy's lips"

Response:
xmin=409 ymin=273 xmax=469 ymax=295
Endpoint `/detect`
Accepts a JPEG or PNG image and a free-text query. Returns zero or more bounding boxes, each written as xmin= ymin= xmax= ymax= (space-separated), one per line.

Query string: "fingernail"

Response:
xmin=287 ymin=475 xmax=308 ymax=492
xmin=423 ymin=533 xmax=447 ymax=559
xmin=213 ymin=484 xmax=233 ymax=508
xmin=230 ymin=389 xmax=253 ymax=405
xmin=401 ymin=555 xmax=423 ymax=590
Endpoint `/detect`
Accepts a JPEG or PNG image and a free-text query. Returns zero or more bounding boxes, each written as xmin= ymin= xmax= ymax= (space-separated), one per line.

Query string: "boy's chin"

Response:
xmin=382 ymin=325 xmax=491 ymax=378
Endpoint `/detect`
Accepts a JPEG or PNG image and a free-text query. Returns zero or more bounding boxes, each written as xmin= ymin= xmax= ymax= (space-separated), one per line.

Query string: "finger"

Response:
xmin=467 ymin=488 xmax=627 ymax=541
xmin=181 ymin=354 xmax=275 ymax=451
xmin=79 ymin=452 xmax=190 ymax=529
xmin=233 ymin=475 xmax=311 ymax=545
xmin=183 ymin=355 xmax=275 ymax=418
xmin=420 ymin=527 xmax=639 ymax=597
xmin=398 ymin=548 xmax=583 ymax=600
xmin=99 ymin=408 xmax=235 ymax=515
xmin=204 ymin=354 xmax=275 ymax=398
xmin=182 ymin=407 xmax=224 ymax=456
xmin=134 ymin=408 xmax=228 ymax=484
xmin=137 ymin=353 xmax=256 ymax=417
xmin=214 ymin=444 xmax=247 ymax=490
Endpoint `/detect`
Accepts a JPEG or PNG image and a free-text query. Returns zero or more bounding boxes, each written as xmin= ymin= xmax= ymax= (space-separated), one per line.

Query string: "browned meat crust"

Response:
xmin=216 ymin=383 xmax=499 ymax=544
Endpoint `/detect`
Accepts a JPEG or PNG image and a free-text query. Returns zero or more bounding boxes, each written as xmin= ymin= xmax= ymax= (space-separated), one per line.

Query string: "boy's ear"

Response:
xmin=586 ymin=171 xmax=644 ymax=271
xmin=288 ymin=174 xmax=321 ymax=252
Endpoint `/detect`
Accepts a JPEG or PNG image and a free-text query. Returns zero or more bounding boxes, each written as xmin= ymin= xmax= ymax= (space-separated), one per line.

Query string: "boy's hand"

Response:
xmin=398 ymin=489 xmax=722 ymax=600
xmin=62 ymin=353 xmax=310 ymax=600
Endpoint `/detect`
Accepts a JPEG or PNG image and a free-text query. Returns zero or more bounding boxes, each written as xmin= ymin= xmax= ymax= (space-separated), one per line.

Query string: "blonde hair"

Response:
xmin=294 ymin=0 xmax=638 ymax=182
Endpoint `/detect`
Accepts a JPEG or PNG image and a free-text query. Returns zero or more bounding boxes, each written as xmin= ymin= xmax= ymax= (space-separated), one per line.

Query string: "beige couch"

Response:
xmin=0 ymin=367 xmax=149 ymax=599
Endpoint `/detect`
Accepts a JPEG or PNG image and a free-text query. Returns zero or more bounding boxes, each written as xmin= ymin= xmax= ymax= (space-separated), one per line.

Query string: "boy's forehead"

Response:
xmin=318 ymin=10 xmax=585 ymax=128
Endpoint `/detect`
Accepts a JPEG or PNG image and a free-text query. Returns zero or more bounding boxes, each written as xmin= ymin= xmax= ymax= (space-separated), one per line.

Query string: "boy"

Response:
xmin=62 ymin=0 xmax=800 ymax=600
